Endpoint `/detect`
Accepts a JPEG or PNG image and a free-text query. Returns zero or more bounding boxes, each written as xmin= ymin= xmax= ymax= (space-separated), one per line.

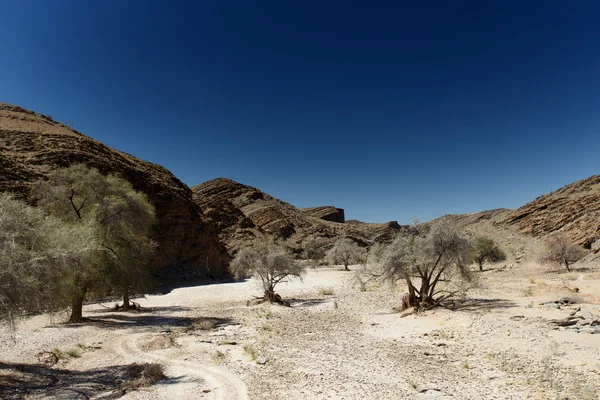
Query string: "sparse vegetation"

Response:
xmin=194 ymin=318 xmax=216 ymax=331
xmin=542 ymin=235 xmax=587 ymax=272
xmin=230 ymin=239 xmax=305 ymax=304
xmin=302 ymin=235 xmax=329 ymax=266
xmin=471 ymin=237 xmax=506 ymax=271
xmin=379 ymin=222 xmax=473 ymax=309
xmin=317 ymin=287 xmax=335 ymax=296
xmin=243 ymin=344 xmax=258 ymax=361
xmin=118 ymin=363 xmax=166 ymax=393
xmin=326 ymin=238 xmax=365 ymax=271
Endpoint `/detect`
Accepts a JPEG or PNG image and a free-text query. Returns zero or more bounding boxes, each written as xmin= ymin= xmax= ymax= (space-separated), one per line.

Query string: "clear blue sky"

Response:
xmin=1 ymin=1 xmax=599 ymax=223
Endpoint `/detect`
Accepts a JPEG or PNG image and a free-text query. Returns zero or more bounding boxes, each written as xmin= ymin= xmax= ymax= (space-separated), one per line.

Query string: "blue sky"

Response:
xmin=1 ymin=1 xmax=599 ymax=223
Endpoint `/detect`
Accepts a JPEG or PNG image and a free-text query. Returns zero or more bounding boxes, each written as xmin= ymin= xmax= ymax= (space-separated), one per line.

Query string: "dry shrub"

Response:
xmin=119 ymin=363 xmax=166 ymax=393
xmin=193 ymin=318 xmax=216 ymax=331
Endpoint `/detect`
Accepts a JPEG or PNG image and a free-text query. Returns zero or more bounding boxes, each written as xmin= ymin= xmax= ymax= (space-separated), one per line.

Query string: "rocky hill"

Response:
xmin=301 ymin=206 xmax=345 ymax=223
xmin=192 ymin=178 xmax=404 ymax=254
xmin=499 ymin=175 xmax=600 ymax=252
xmin=0 ymin=102 xmax=228 ymax=282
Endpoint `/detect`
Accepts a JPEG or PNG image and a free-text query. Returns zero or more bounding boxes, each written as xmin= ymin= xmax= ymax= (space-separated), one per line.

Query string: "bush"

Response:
xmin=119 ymin=363 xmax=166 ymax=392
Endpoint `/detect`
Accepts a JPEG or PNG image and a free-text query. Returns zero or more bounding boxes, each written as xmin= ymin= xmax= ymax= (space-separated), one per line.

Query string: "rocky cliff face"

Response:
xmin=301 ymin=206 xmax=345 ymax=223
xmin=192 ymin=178 xmax=404 ymax=254
xmin=499 ymin=175 xmax=600 ymax=251
xmin=0 ymin=103 xmax=229 ymax=282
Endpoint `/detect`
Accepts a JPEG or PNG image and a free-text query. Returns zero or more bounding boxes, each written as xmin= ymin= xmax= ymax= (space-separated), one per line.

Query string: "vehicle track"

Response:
xmin=114 ymin=332 xmax=248 ymax=400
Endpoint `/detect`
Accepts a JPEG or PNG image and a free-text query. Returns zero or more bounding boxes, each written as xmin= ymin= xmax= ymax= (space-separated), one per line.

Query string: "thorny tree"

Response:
xmin=543 ymin=235 xmax=587 ymax=272
xmin=326 ymin=238 xmax=365 ymax=271
xmin=229 ymin=239 xmax=305 ymax=304
xmin=380 ymin=222 xmax=473 ymax=309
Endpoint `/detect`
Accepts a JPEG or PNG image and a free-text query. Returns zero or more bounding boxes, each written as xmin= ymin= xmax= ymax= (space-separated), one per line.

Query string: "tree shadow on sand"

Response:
xmin=0 ymin=361 xmax=183 ymax=400
xmin=49 ymin=305 xmax=236 ymax=332
xmin=449 ymin=298 xmax=519 ymax=312
xmin=287 ymin=298 xmax=331 ymax=308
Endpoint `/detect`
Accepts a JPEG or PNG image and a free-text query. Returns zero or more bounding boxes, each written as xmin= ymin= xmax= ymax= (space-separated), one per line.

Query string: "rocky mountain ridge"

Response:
xmin=192 ymin=178 xmax=405 ymax=254
xmin=0 ymin=102 xmax=229 ymax=282
xmin=499 ymin=174 xmax=600 ymax=252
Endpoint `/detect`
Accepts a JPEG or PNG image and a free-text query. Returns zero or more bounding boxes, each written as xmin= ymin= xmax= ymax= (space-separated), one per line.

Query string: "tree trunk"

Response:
xmin=479 ymin=260 xmax=484 ymax=271
xmin=344 ymin=262 xmax=349 ymax=271
xmin=121 ymin=287 xmax=131 ymax=310
xmin=405 ymin=277 xmax=419 ymax=308
xmin=264 ymin=288 xmax=277 ymax=302
xmin=69 ymin=292 xmax=86 ymax=323
xmin=565 ymin=260 xmax=571 ymax=272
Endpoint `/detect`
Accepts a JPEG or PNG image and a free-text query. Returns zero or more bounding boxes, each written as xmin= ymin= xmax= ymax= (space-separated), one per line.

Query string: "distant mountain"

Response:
xmin=192 ymin=178 xmax=404 ymax=254
xmin=0 ymin=102 xmax=229 ymax=282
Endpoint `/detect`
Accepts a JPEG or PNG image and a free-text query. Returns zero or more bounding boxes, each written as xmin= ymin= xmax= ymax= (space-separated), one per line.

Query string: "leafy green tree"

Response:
xmin=380 ymin=222 xmax=473 ymax=309
xmin=472 ymin=237 xmax=506 ymax=271
xmin=32 ymin=164 xmax=155 ymax=321
xmin=229 ymin=239 xmax=305 ymax=303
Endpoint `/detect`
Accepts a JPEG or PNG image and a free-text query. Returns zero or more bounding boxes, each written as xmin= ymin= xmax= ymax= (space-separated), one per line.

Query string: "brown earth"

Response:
xmin=499 ymin=174 xmax=600 ymax=252
xmin=0 ymin=102 xmax=229 ymax=282
xmin=192 ymin=178 xmax=405 ymax=254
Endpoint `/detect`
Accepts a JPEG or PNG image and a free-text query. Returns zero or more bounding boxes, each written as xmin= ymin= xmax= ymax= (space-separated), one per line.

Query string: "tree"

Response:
xmin=543 ymin=235 xmax=587 ymax=272
xmin=326 ymin=238 xmax=365 ymax=271
xmin=229 ymin=239 xmax=305 ymax=303
xmin=471 ymin=237 xmax=506 ymax=271
xmin=380 ymin=222 xmax=473 ymax=309
xmin=0 ymin=193 xmax=60 ymax=328
xmin=302 ymin=235 xmax=329 ymax=265
xmin=32 ymin=164 xmax=156 ymax=321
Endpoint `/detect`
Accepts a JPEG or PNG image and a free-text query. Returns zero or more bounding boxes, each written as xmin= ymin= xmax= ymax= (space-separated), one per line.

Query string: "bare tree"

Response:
xmin=472 ymin=237 xmax=506 ymax=271
xmin=380 ymin=222 xmax=473 ymax=309
xmin=229 ymin=239 xmax=305 ymax=304
xmin=326 ymin=238 xmax=365 ymax=271
xmin=32 ymin=164 xmax=156 ymax=321
xmin=543 ymin=235 xmax=587 ymax=272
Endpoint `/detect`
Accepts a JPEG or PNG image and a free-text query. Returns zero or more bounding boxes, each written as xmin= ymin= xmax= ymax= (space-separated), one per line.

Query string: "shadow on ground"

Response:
xmin=49 ymin=308 xmax=238 ymax=333
xmin=288 ymin=298 xmax=331 ymax=308
xmin=451 ymin=298 xmax=519 ymax=312
xmin=0 ymin=362 xmax=182 ymax=400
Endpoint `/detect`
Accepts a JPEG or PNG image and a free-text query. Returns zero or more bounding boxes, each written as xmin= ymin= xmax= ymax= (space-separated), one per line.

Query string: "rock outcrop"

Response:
xmin=301 ymin=206 xmax=345 ymax=223
xmin=0 ymin=102 xmax=229 ymax=282
xmin=499 ymin=175 xmax=600 ymax=251
xmin=192 ymin=178 xmax=404 ymax=254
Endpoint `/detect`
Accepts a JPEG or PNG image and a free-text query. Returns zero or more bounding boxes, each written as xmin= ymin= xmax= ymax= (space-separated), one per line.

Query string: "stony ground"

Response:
xmin=1 ymin=263 xmax=600 ymax=400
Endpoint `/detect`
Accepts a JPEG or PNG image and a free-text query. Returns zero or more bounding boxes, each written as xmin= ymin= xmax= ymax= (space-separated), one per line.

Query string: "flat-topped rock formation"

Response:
xmin=192 ymin=178 xmax=404 ymax=254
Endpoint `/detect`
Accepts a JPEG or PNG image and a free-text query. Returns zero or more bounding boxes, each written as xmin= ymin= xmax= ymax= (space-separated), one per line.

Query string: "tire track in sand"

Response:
xmin=114 ymin=332 xmax=248 ymax=400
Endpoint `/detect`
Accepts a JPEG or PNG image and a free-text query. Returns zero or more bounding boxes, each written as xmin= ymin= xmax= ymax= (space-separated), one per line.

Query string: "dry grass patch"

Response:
xmin=317 ymin=286 xmax=335 ymax=296
xmin=118 ymin=363 xmax=166 ymax=393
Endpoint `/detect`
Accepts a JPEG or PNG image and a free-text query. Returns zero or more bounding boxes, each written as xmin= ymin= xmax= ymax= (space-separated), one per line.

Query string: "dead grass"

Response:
xmin=118 ymin=363 xmax=166 ymax=393
xmin=317 ymin=286 xmax=335 ymax=296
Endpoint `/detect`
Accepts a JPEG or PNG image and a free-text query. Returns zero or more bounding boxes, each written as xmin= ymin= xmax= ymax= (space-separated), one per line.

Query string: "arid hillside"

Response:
xmin=499 ymin=175 xmax=600 ymax=252
xmin=192 ymin=178 xmax=404 ymax=254
xmin=0 ymin=102 xmax=229 ymax=281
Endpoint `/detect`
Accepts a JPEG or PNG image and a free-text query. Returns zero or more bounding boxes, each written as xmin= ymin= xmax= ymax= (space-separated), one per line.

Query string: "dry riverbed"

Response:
xmin=1 ymin=265 xmax=600 ymax=399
